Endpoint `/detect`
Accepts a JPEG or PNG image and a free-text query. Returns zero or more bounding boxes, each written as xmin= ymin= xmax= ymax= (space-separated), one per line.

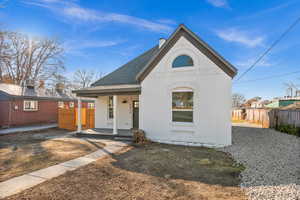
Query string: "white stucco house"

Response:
xmin=74 ymin=24 xmax=237 ymax=147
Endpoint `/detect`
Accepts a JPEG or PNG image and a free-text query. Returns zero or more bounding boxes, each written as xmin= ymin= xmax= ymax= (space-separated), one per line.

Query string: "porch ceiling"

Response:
xmin=73 ymin=84 xmax=141 ymax=97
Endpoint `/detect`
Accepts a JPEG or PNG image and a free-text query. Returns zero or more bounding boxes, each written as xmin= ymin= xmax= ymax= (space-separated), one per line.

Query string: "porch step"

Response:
xmin=114 ymin=137 xmax=133 ymax=142
xmin=76 ymin=133 xmax=133 ymax=141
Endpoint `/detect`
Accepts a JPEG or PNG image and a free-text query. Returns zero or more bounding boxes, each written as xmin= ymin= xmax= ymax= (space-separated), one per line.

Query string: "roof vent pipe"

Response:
xmin=26 ymin=80 xmax=35 ymax=89
xmin=55 ymin=83 xmax=64 ymax=93
xmin=159 ymin=38 xmax=166 ymax=48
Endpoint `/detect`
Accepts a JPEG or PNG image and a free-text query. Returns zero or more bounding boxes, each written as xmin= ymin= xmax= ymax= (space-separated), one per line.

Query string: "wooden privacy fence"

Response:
xmin=268 ymin=109 xmax=300 ymax=128
xmin=232 ymin=109 xmax=244 ymax=121
xmin=232 ymin=108 xmax=300 ymax=128
xmin=58 ymin=108 xmax=95 ymax=131
xmin=245 ymin=109 xmax=270 ymax=128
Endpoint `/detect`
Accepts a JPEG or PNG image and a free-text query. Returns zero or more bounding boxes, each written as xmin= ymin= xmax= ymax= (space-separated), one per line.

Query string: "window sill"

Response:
xmin=23 ymin=110 xmax=38 ymax=112
xmin=171 ymin=129 xmax=195 ymax=134
xmin=170 ymin=122 xmax=195 ymax=134
xmin=171 ymin=67 xmax=195 ymax=72
xmin=171 ymin=122 xmax=195 ymax=127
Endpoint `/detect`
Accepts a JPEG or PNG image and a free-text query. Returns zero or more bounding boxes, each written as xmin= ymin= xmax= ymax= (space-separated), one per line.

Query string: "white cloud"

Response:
xmin=23 ymin=0 xmax=173 ymax=33
xmin=216 ymin=28 xmax=265 ymax=47
xmin=235 ymin=58 xmax=274 ymax=68
xmin=206 ymin=0 xmax=228 ymax=8
xmin=63 ymin=39 xmax=123 ymax=54
xmin=235 ymin=1 xmax=297 ymax=21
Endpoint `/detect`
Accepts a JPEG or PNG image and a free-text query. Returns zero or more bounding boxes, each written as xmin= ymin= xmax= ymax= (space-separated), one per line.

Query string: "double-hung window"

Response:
xmin=23 ymin=100 xmax=38 ymax=111
xmin=88 ymin=103 xmax=95 ymax=109
xmin=108 ymin=96 xmax=113 ymax=119
xmin=172 ymin=91 xmax=193 ymax=123
xmin=69 ymin=102 xmax=74 ymax=108
xmin=58 ymin=101 xmax=64 ymax=108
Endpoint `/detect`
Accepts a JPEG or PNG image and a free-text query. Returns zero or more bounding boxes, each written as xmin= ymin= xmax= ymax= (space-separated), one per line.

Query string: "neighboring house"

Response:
xmin=265 ymin=99 xmax=300 ymax=108
xmin=243 ymin=97 xmax=262 ymax=108
xmin=250 ymin=100 xmax=270 ymax=108
xmin=0 ymin=83 xmax=94 ymax=128
xmin=74 ymin=24 xmax=237 ymax=147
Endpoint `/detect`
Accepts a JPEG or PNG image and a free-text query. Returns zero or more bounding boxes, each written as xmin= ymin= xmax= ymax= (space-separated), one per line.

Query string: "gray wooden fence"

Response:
xmin=268 ymin=109 xmax=300 ymax=128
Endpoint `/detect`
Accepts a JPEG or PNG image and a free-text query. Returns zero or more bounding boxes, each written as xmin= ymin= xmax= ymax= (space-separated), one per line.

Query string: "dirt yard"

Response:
xmin=0 ymin=128 xmax=105 ymax=182
xmin=4 ymin=143 xmax=247 ymax=200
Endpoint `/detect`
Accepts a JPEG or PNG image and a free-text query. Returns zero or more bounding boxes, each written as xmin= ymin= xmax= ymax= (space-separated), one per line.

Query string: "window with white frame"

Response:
xmin=172 ymin=91 xmax=193 ymax=122
xmin=69 ymin=102 xmax=74 ymax=108
xmin=88 ymin=102 xmax=95 ymax=109
xmin=58 ymin=101 xmax=64 ymax=108
xmin=172 ymin=55 xmax=194 ymax=68
xmin=23 ymin=100 xmax=38 ymax=111
xmin=108 ymin=96 xmax=113 ymax=119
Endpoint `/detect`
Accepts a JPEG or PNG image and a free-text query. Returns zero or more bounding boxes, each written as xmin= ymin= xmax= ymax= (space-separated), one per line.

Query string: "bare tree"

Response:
xmin=72 ymin=69 xmax=103 ymax=88
xmin=48 ymin=72 xmax=69 ymax=87
xmin=232 ymin=93 xmax=246 ymax=108
xmin=0 ymin=31 xmax=6 ymax=79
xmin=0 ymin=31 xmax=64 ymax=85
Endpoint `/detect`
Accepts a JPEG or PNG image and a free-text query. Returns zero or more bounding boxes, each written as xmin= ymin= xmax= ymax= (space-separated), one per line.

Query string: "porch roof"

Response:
xmin=73 ymin=84 xmax=141 ymax=97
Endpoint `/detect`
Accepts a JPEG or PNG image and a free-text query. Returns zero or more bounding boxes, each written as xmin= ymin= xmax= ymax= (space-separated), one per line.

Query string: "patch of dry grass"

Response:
xmin=0 ymin=128 xmax=104 ymax=182
xmin=232 ymin=119 xmax=247 ymax=123
xmin=4 ymin=143 xmax=246 ymax=200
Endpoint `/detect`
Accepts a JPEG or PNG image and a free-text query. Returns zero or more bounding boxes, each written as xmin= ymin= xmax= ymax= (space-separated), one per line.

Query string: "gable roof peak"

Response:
xmin=136 ymin=24 xmax=237 ymax=81
xmin=91 ymin=24 xmax=237 ymax=88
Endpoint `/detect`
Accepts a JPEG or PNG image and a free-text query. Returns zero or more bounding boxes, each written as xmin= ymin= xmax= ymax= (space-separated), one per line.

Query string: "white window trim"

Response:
xmin=58 ymin=101 xmax=64 ymax=108
xmin=172 ymin=88 xmax=193 ymax=92
xmin=23 ymin=100 xmax=38 ymax=111
xmin=171 ymin=89 xmax=194 ymax=124
xmin=172 ymin=108 xmax=193 ymax=111
xmin=69 ymin=102 xmax=74 ymax=108
xmin=172 ymin=54 xmax=194 ymax=69
xmin=108 ymin=96 xmax=113 ymax=120
xmin=88 ymin=102 xmax=95 ymax=109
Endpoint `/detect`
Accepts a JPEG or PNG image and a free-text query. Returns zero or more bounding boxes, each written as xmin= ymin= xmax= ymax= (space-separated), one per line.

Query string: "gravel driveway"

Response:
xmin=219 ymin=124 xmax=300 ymax=200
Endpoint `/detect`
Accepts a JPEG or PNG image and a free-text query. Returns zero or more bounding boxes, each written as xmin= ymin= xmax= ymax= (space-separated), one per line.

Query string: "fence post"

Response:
xmin=77 ymin=98 xmax=82 ymax=133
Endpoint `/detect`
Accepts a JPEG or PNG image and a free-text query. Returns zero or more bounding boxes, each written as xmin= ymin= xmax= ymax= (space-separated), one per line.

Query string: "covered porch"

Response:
xmin=77 ymin=128 xmax=133 ymax=141
xmin=73 ymin=84 xmax=141 ymax=137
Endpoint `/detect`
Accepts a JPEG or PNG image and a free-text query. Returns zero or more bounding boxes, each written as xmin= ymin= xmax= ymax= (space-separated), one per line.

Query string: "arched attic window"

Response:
xmin=172 ymin=55 xmax=194 ymax=68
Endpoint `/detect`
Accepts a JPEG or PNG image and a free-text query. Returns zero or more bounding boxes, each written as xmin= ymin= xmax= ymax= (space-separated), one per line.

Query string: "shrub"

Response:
xmin=132 ymin=129 xmax=150 ymax=144
xmin=275 ymin=124 xmax=300 ymax=137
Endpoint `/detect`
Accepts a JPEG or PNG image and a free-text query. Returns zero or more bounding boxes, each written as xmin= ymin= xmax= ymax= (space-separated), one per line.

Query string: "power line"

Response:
xmin=235 ymin=16 xmax=300 ymax=82
xmin=234 ymin=70 xmax=300 ymax=84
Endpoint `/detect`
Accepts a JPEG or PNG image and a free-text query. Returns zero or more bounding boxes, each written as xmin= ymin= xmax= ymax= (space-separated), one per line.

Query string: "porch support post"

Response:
xmin=113 ymin=95 xmax=118 ymax=135
xmin=77 ymin=97 xmax=82 ymax=133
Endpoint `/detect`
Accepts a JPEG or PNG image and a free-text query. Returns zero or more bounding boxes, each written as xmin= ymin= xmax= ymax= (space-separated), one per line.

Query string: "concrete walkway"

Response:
xmin=0 ymin=139 xmax=130 ymax=199
xmin=0 ymin=123 xmax=58 ymax=135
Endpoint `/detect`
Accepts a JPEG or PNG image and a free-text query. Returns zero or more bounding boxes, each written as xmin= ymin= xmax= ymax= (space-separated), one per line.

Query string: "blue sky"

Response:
xmin=2 ymin=0 xmax=300 ymax=99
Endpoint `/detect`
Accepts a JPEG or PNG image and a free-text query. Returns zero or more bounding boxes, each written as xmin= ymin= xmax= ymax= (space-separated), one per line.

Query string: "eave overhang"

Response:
xmin=73 ymin=84 xmax=141 ymax=97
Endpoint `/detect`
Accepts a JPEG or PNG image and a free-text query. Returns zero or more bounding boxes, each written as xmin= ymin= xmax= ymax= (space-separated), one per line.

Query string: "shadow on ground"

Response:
xmin=111 ymin=143 xmax=244 ymax=187
xmin=0 ymin=128 xmax=106 ymax=182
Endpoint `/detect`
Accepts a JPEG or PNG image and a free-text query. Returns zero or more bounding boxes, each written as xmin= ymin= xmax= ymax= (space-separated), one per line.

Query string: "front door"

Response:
xmin=132 ymin=100 xmax=139 ymax=129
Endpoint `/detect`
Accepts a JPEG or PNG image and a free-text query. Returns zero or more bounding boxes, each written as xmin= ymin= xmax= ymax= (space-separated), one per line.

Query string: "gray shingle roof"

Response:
xmin=0 ymin=83 xmax=94 ymax=101
xmin=90 ymin=24 xmax=237 ymax=88
xmin=91 ymin=45 xmax=159 ymax=86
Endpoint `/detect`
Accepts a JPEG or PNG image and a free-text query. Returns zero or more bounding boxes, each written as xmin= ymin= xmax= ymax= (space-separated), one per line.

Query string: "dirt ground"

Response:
xmin=0 ymin=128 xmax=105 ymax=182
xmin=4 ymin=143 xmax=247 ymax=200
